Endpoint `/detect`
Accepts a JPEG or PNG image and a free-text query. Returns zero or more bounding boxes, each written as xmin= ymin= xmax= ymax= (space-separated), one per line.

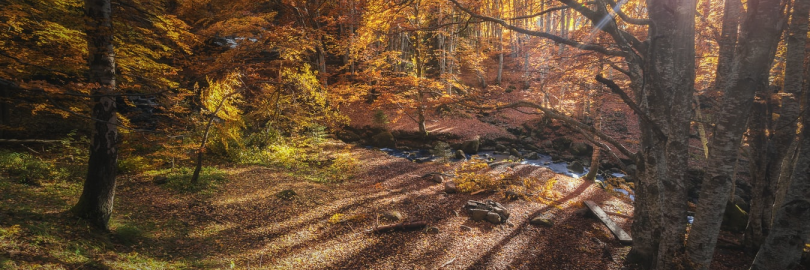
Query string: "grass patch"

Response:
xmin=115 ymin=223 xmax=145 ymax=246
xmin=147 ymin=166 xmax=228 ymax=195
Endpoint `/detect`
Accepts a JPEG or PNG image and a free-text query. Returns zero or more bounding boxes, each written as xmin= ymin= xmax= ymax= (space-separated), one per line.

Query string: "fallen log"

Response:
xmin=372 ymin=221 xmax=427 ymax=233
xmin=584 ymin=200 xmax=633 ymax=245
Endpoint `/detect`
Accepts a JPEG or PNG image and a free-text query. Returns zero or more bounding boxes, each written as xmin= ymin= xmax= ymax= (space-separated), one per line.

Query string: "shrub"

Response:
xmin=453 ymin=159 xmax=502 ymax=192
xmin=117 ymin=156 xmax=155 ymax=174
xmin=373 ymin=109 xmax=389 ymax=128
xmin=324 ymin=153 xmax=358 ymax=182
xmin=0 ymin=151 xmax=66 ymax=185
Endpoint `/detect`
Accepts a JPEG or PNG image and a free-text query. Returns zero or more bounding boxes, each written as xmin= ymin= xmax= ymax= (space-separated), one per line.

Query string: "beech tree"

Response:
xmin=71 ymin=0 xmax=119 ymax=230
xmin=685 ymin=1 xmax=788 ymax=268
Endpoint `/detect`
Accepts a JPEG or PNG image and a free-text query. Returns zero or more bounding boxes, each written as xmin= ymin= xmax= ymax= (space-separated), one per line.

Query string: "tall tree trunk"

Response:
xmin=686 ymin=1 xmax=787 ymax=268
xmin=769 ymin=0 xmax=810 ymax=225
xmin=745 ymin=91 xmax=775 ymax=250
xmin=750 ymin=92 xmax=810 ymax=269
xmin=72 ymin=0 xmax=118 ymax=230
xmin=713 ymin=0 xmax=742 ymax=95
xmin=628 ymin=1 xmax=696 ymax=268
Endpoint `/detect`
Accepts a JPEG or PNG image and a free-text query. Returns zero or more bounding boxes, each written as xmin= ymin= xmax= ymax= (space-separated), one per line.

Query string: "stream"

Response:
xmin=371 ymin=146 xmax=635 ymax=201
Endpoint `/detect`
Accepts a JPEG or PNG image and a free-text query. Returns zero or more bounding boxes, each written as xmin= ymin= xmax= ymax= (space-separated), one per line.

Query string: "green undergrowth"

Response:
xmin=0 ymin=178 xmax=187 ymax=269
xmin=146 ymin=166 xmax=228 ymax=195
xmin=236 ymin=137 xmax=359 ymax=183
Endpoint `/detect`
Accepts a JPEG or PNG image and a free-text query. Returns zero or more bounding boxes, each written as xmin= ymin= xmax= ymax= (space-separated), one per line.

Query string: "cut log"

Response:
xmin=372 ymin=221 xmax=427 ymax=233
xmin=584 ymin=200 xmax=633 ymax=245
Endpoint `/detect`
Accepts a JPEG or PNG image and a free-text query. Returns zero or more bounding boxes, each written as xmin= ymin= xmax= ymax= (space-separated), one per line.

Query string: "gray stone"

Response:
xmin=509 ymin=148 xmax=523 ymax=159
xmin=492 ymin=207 xmax=510 ymax=220
xmin=470 ymin=209 xmax=489 ymax=221
xmin=454 ymin=150 xmax=466 ymax=160
xmin=530 ymin=217 xmax=554 ymax=227
xmin=527 ymin=152 xmax=540 ymax=160
xmin=444 ymin=181 xmax=458 ymax=193
xmin=486 ymin=212 xmax=502 ymax=224
xmin=461 ymin=138 xmax=480 ymax=154
xmin=552 ymin=137 xmax=572 ymax=151
xmin=381 ymin=210 xmax=405 ymax=221
xmin=372 ymin=131 xmax=396 ymax=148
xmin=570 ymin=142 xmax=593 ymax=157
xmin=431 ymin=174 xmax=444 ymax=183
xmin=568 ymin=161 xmax=585 ymax=174
xmin=495 ymin=144 xmax=507 ymax=152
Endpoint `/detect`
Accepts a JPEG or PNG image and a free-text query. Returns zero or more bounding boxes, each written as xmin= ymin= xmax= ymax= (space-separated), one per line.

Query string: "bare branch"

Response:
xmin=595 ymin=75 xmax=666 ymax=140
xmin=603 ymin=0 xmax=651 ymax=25
xmin=448 ymin=0 xmax=627 ymax=57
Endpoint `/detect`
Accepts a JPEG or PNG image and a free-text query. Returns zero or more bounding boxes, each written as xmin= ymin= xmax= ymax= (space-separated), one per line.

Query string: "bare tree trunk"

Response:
xmin=750 ymin=96 xmax=810 ymax=269
xmin=745 ymin=91 xmax=775 ymax=249
xmin=713 ymin=0 xmax=742 ymax=95
xmin=72 ymin=0 xmax=118 ymax=230
xmin=769 ymin=0 xmax=809 ymax=224
xmin=686 ymin=1 xmax=787 ymax=268
xmin=628 ymin=1 xmax=696 ymax=268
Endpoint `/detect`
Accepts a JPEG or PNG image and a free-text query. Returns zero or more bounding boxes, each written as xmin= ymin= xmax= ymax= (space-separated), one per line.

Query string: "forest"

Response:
xmin=0 ymin=0 xmax=809 ymax=269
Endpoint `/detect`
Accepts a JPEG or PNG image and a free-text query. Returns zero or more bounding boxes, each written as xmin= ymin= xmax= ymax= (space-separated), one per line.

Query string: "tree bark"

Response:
xmin=72 ymin=0 xmax=118 ymax=230
xmin=769 ymin=0 xmax=809 ymax=225
xmin=623 ymin=1 xmax=696 ymax=269
xmin=713 ymin=0 xmax=742 ymax=95
xmin=686 ymin=1 xmax=787 ymax=268
xmin=750 ymin=96 xmax=810 ymax=269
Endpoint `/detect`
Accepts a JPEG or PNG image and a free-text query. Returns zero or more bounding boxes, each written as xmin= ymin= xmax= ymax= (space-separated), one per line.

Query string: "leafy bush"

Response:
xmin=323 ymin=153 xmax=358 ymax=182
xmin=0 ymin=151 xmax=69 ymax=184
xmin=453 ymin=159 xmax=502 ymax=192
xmin=117 ymin=156 xmax=155 ymax=174
xmin=373 ymin=109 xmax=389 ymax=128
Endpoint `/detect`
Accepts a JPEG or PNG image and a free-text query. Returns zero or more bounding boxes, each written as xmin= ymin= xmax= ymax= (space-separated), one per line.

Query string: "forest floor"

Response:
xmin=0 ymin=138 xmax=758 ymax=269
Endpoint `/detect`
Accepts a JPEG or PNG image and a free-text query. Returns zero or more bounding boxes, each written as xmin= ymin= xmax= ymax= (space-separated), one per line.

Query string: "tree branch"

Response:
xmin=448 ymin=0 xmax=627 ymax=57
xmin=603 ymin=0 xmax=651 ymax=25
xmin=595 ymin=75 xmax=666 ymax=140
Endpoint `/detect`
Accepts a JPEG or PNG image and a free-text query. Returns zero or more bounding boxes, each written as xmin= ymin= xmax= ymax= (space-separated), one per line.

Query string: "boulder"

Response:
xmin=570 ymin=142 xmax=593 ymax=157
xmin=461 ymin=138 xmax=480 ymax=154
xmin=464 ymin=200 xmax=510 ymax=224
xmin=568 ymin=161 xmax=585 ymax=174
xmin=444 ymin=181 xmax=458 ymax=193
xmin=372 ymin=131 xmax=396 ymax=148
xmin=486 ymin=212 xmax=502 ymax=224
xmin=509 ymin=148 xmax=523 ymax=159
xmin=552 ymin=137 xmax=572 ymax=151
xmin=530 ymin=217 xmax=554 ymax=227
xmin=495 ymin=144 xmax=507 ymax=152
xmin=527 ymin=152 xmax=540 ymax=160
xmin=431 ymin=174 xmax=444 ymax=183
xmin=454 ymin=150 xmax=466 ymax=160
xmin=470 ymin=209 xmax=489 ymax=221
